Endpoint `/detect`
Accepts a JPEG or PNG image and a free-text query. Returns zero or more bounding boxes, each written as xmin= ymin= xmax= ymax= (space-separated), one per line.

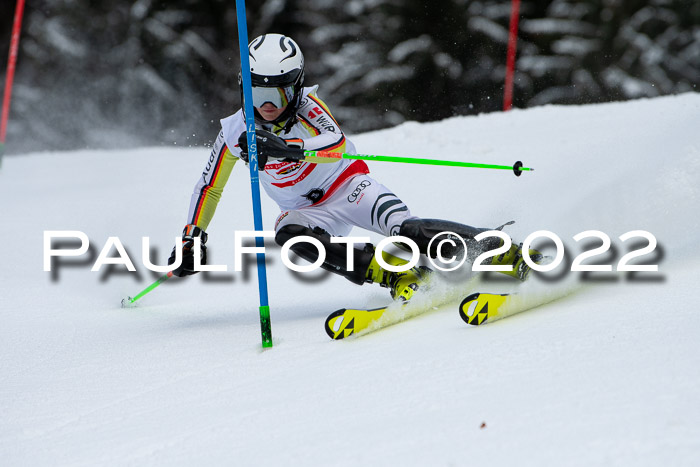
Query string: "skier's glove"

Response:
xmin=168 ymin=224 xmax=208 ymax=277
xmin=237 ymin=130 xmax=304 ymax=170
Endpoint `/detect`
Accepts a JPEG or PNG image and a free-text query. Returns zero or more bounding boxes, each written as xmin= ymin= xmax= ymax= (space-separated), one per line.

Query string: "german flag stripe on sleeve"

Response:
xmin=190 ymin=144 xmax=236 ymax=229
xmin=307 ymin=94 xmax=340 ymax=127
xmin=298 ymin=114 xmax=322 ymax=136
xmin=315 ymin=134 xmax=347 ymax=152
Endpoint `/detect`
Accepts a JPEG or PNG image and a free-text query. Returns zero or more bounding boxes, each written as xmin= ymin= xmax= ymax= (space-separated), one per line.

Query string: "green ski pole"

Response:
xmin=301 ymin=151 xmax=533 ymax=176
xmin=121 ymin=271 xmax=174 ymax=308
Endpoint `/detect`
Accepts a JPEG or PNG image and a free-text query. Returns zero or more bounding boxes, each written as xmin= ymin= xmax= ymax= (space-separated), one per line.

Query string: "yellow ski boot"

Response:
xmin=491 ymin=242 xmax=544 ymax=281
xmin=365 ymin=250 xmax=432 ymax=301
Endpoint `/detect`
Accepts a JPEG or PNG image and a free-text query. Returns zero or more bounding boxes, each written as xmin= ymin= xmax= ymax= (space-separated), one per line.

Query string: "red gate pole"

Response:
xmin=503 ymin=0 xmax=521 ymax=111
xmin=1 ymin=0 xmax=27 ymax=155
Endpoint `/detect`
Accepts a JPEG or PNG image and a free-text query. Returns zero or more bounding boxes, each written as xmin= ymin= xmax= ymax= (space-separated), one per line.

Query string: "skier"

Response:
xmin=169 ymin=33 xmax=536 ymax=301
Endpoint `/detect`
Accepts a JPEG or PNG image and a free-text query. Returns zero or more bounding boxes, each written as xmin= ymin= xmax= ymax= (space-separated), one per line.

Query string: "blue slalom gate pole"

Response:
xmin=235 ymin=0 xmax=273 ymax=348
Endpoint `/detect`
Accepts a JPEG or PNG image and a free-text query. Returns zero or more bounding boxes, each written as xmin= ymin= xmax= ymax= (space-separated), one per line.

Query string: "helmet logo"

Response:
xmin=280 ymin=37 xmax=298 ymax=62
xmin=252 ymin=35 xmax=266 ymax=50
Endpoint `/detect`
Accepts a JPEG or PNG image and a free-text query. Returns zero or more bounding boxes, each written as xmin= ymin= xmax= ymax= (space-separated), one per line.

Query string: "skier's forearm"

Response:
xmin=302 ymin=133 xmax=347 ymax=153
xmin=186 ymin=147 xmax=237 ymax=230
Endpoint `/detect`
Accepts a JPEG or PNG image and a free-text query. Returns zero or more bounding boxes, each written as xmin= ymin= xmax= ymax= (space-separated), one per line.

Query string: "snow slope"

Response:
xmin=1 ymin=93 xmax=699 ymax=466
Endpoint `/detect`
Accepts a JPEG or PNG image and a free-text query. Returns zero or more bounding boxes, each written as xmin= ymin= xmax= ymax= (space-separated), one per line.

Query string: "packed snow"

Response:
xmin=1 ymin=93 xmax=699 ymax=466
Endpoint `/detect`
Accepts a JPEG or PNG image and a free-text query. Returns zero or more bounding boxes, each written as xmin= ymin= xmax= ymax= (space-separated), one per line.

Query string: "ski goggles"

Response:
xmin=250 ymin=85 xmax=295 ymax=109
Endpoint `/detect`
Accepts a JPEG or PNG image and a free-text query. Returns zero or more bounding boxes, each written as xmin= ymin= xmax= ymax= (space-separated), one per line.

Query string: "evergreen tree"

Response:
xmin=0 ymin=0 xmax=697 ymax=154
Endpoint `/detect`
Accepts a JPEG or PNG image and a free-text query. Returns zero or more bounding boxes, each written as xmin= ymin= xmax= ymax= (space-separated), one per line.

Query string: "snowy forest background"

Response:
xmin=1 ymin=0 xmax=698 ymax=154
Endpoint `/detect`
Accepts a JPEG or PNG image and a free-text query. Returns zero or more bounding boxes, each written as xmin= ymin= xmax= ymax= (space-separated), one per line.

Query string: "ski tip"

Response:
xmin=121 ymin=297 xmax=136 ymax=308
xmin=325 ymin=308 xmax=353 ymax=340
xmin=458 ymin=293 xmax=487 ymax=326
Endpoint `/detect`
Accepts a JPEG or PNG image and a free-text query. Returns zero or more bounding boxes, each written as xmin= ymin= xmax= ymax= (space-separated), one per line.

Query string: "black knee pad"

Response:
xmin=275 ymin=224 xmax=312 ymax=247
xmin=275 ymin=224 xmax=374 ymax=285
xmin=398 ymin=218 xmax=501 ymax=259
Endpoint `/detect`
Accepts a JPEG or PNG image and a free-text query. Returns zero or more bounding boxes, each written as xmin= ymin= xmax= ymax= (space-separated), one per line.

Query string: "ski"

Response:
xmin=328 ymin=297 xmax=451 ymax=339
xmin=325 ymin=293 xmax=456 ymax=339
xmin=325 ymin=292 xmax=516 ymax=340
xmin=325 ymin=282 xmax=581 ymax=339
xmin=324 ymin=274 xmax=485 ymax=339
xmin=458 ymin=292 xmax=511 ymax=325
xmin=458 ymin=286 xmax=581 ymax=326
xmin=324 ymin=273 xmax=495 ymax=339
xmin=325 ymin=305 xmax=398 ymax=340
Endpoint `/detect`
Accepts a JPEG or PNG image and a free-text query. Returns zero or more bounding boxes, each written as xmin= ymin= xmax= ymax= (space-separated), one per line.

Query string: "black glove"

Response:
xmin=168 ymin=224 xmax=208 ymax=277
xmin=237 ymin=129 xmax=304 ymax=170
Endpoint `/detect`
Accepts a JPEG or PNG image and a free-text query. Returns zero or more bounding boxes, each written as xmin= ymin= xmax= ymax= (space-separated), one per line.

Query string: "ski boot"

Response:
xmin=365 ymin=250 xmax=432 ymax=301
xmin=491 ymin=242 xmax=544 ymax=281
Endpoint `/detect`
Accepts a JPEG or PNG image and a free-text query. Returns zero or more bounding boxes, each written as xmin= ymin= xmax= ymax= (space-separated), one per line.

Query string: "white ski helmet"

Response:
xmin=239 ymin=33 xmax=305 ymax=126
